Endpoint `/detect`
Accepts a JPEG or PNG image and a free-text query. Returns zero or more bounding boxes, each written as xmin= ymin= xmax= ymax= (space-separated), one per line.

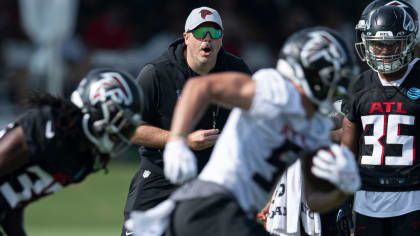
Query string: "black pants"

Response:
xmin=121 ymin=158 xmax=178 ymax=236
xmin=355 ymin=210 xmax=420 ymax=236
xmin=165 ymin=194 xmax=269 ymax=236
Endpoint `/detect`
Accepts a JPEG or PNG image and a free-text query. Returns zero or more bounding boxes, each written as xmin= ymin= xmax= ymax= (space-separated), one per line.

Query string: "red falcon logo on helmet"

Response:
xmin=199 ymin=9 xmax=213 ymax=19
xmin=90 ymin=72 xmax=133 ymax=106
xmin=301 ymin=31 xmax=347 ymax=68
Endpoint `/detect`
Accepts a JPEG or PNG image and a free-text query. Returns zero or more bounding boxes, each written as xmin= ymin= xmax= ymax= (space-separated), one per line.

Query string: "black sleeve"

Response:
xmin=344 ymin=75 xmax=365 ymax=123
xmin=2 ymin=207 xmax=26 ymax=236
xmin=342 ymin=74 xmax=363 ymax=118
xmin=232 ymin=58 xmax=252 ymax=75
xmin=221 ymin=52 xmax=252 ymax=75
xmin=16 ymin=107 xmax=55 ymax=163
xmin=340 ymin=98 xmax=350 ymax=116
xmin=136 ymin=64 xmax=160 ymax=123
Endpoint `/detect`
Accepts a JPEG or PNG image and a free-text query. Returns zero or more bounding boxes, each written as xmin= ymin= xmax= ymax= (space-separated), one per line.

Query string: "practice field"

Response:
xmin=25 ymin=162 xmax=139 ymax=236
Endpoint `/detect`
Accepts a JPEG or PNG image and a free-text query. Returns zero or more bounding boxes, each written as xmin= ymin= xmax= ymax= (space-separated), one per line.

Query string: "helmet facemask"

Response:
xmin=82 ymin=100 xmax=142 ymax=158
xmin=72 ymin=69 xmax=144 ymax=159
xmin=301 ymin=64 xmax=355 ymax=115
xmin=356 ymin=33 xmax=416 ymax=74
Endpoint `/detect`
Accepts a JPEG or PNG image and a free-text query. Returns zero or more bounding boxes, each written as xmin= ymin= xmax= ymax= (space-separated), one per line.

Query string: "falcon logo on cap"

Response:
xmin=199 ymin=9 xmax=213 ymax=19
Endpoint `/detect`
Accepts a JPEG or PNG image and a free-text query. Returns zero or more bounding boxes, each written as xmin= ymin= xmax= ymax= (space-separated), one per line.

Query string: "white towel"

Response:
xmin=266 ymin=160 xmax=322 ymax=236
xmin=266 ymin=171 xmax=288 ymax=233
xmin=125 ymin=200 xmax=175 ymax=236
xmin=300 ymin=201 xmax=322 ymax=236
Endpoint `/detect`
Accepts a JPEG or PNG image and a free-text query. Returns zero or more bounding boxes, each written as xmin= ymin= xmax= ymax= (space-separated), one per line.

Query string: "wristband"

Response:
xmin=169 ymin=132 xmax=187 ymax=139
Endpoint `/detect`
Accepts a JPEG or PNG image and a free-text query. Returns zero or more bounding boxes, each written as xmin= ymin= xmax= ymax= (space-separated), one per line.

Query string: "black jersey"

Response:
xmin=137 ymin=39 xmax=251 ymax=171
xmin=0 ymin=103 xmax=98 ymax=218
xmin=346 ymin=59 xmax=420 ymax=191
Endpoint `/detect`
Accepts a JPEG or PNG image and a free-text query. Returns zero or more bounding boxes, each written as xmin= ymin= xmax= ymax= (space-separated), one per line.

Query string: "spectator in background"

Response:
xmin=120 ymin=6 xmax=251 ymax=236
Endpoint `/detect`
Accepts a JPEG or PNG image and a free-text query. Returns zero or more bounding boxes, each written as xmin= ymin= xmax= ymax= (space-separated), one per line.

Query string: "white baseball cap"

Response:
xmin=184 ymin=6 xmax=223 ymax=32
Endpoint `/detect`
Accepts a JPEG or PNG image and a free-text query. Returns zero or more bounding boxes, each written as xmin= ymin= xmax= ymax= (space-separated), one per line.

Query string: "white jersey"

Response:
xmin=199 ymin=68 xmax=333 ymax=213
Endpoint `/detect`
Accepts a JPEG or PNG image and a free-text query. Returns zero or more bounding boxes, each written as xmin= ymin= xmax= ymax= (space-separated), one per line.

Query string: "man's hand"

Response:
xmin=187 ymin=129 xmax=219 ymax=151
xmin=311 ymin=144 xmax=361 ymax=194
xmin=163 ymin=139 xmax=197 ymax=184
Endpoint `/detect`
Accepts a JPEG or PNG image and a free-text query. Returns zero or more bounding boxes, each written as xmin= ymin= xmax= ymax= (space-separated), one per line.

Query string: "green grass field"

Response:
xmin=25 ymin=162 xmax=139 ymax=236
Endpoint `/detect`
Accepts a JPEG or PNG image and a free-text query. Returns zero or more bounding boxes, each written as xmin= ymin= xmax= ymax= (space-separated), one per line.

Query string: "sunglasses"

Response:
xmin=190 ymin=26 xmax=222 ymax=39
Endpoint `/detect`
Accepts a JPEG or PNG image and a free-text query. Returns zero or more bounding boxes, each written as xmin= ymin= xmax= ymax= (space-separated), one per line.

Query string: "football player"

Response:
xmin=125 ymin=26 xmax=361 ymax=236
xmin=0 ymin=68 xmax=143 ymax=235
xmin=342 ymin=3 xmax=420 ymax=236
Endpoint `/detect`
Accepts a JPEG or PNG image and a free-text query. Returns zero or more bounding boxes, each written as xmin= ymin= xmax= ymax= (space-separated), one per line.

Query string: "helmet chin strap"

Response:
xmin=82 ymin=114 xmax=114 ymax=154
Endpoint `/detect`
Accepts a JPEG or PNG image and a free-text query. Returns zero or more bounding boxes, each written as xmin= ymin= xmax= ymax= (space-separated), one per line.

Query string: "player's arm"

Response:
xmin=304 ymin=177 xmax=349 ymax=213
xmin=169 ymin=72 xmax=255 ymax=139
xmin=2 ymin=207 xmax=27 ymax=236
xmin=341 ymin=117 xmax=359 ymax=155
xmin=0 ymin=126 xmax=29 ymax=177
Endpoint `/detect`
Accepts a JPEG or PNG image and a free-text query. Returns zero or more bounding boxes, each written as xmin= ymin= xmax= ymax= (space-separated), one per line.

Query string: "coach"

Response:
xmin=121 ymin=6 xmax=251 ymax=236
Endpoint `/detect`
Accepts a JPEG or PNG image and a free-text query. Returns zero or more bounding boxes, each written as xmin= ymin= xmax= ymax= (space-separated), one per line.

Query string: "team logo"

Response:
xmin=368 ymin=2 xmax=416 ymax=32
xmin=401 ymin=7 xmax=416 ymax=32
xmin=142 ymin=170 xmax=151 ymax=178
xmin=90 ymin=72 xmax=133 ymax=106
xmin=199 ymin=9 xmax=213 ymax=19
xmin=407 ymin=87 xmax=420 ymax=100
xmin=300 ymin=31 xmax=347 ymax=69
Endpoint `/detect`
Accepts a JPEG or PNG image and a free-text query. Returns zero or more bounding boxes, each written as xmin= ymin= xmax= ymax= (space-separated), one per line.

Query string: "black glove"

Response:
xmin=336 ymin=200 xmax=354 ymax=236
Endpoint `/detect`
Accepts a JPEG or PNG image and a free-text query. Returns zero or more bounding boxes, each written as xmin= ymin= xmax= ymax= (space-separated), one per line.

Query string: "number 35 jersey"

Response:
xmin=0 ymin=104 xmax=96 ymax=217
xmin=199 ymin=69 xmax=333 ymax=214
xmin=346 ymin=58 xmax=420 ymax=191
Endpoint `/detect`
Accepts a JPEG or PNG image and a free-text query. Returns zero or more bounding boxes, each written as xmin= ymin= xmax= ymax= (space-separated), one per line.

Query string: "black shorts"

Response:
xmin=165 ymin=194 xmax=269 ymax=236
xmin=355 ymin=210 xmax=420 ymax=236
xmin=321 ymin=209 xmax=340 ymax=236
xmin=122 ymin=158 xmax=178 ymax=236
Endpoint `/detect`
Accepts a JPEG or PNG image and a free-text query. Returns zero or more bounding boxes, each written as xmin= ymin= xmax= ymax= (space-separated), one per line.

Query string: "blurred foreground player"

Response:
xmin=126 ymin=26 xmax=361 ymax=236
xmin=0 ymin=68 xmax=143 ymax=235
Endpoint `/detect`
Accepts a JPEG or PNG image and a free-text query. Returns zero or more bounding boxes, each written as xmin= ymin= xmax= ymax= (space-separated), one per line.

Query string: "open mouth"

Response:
xmin=201 ymin=45 xmax=212 ymax=54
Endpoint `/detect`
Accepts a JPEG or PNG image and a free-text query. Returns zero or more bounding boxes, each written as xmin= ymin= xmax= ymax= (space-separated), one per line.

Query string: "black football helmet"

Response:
xmin=276 ymin=27 xmax=359 ymax=115
xmin=355 ymin=0 xmax=418 ymax=44
xmin=355 ymin=3 xmax=418 ymax=73
xmin=71 ymin=68 xmax=143 ymax=157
